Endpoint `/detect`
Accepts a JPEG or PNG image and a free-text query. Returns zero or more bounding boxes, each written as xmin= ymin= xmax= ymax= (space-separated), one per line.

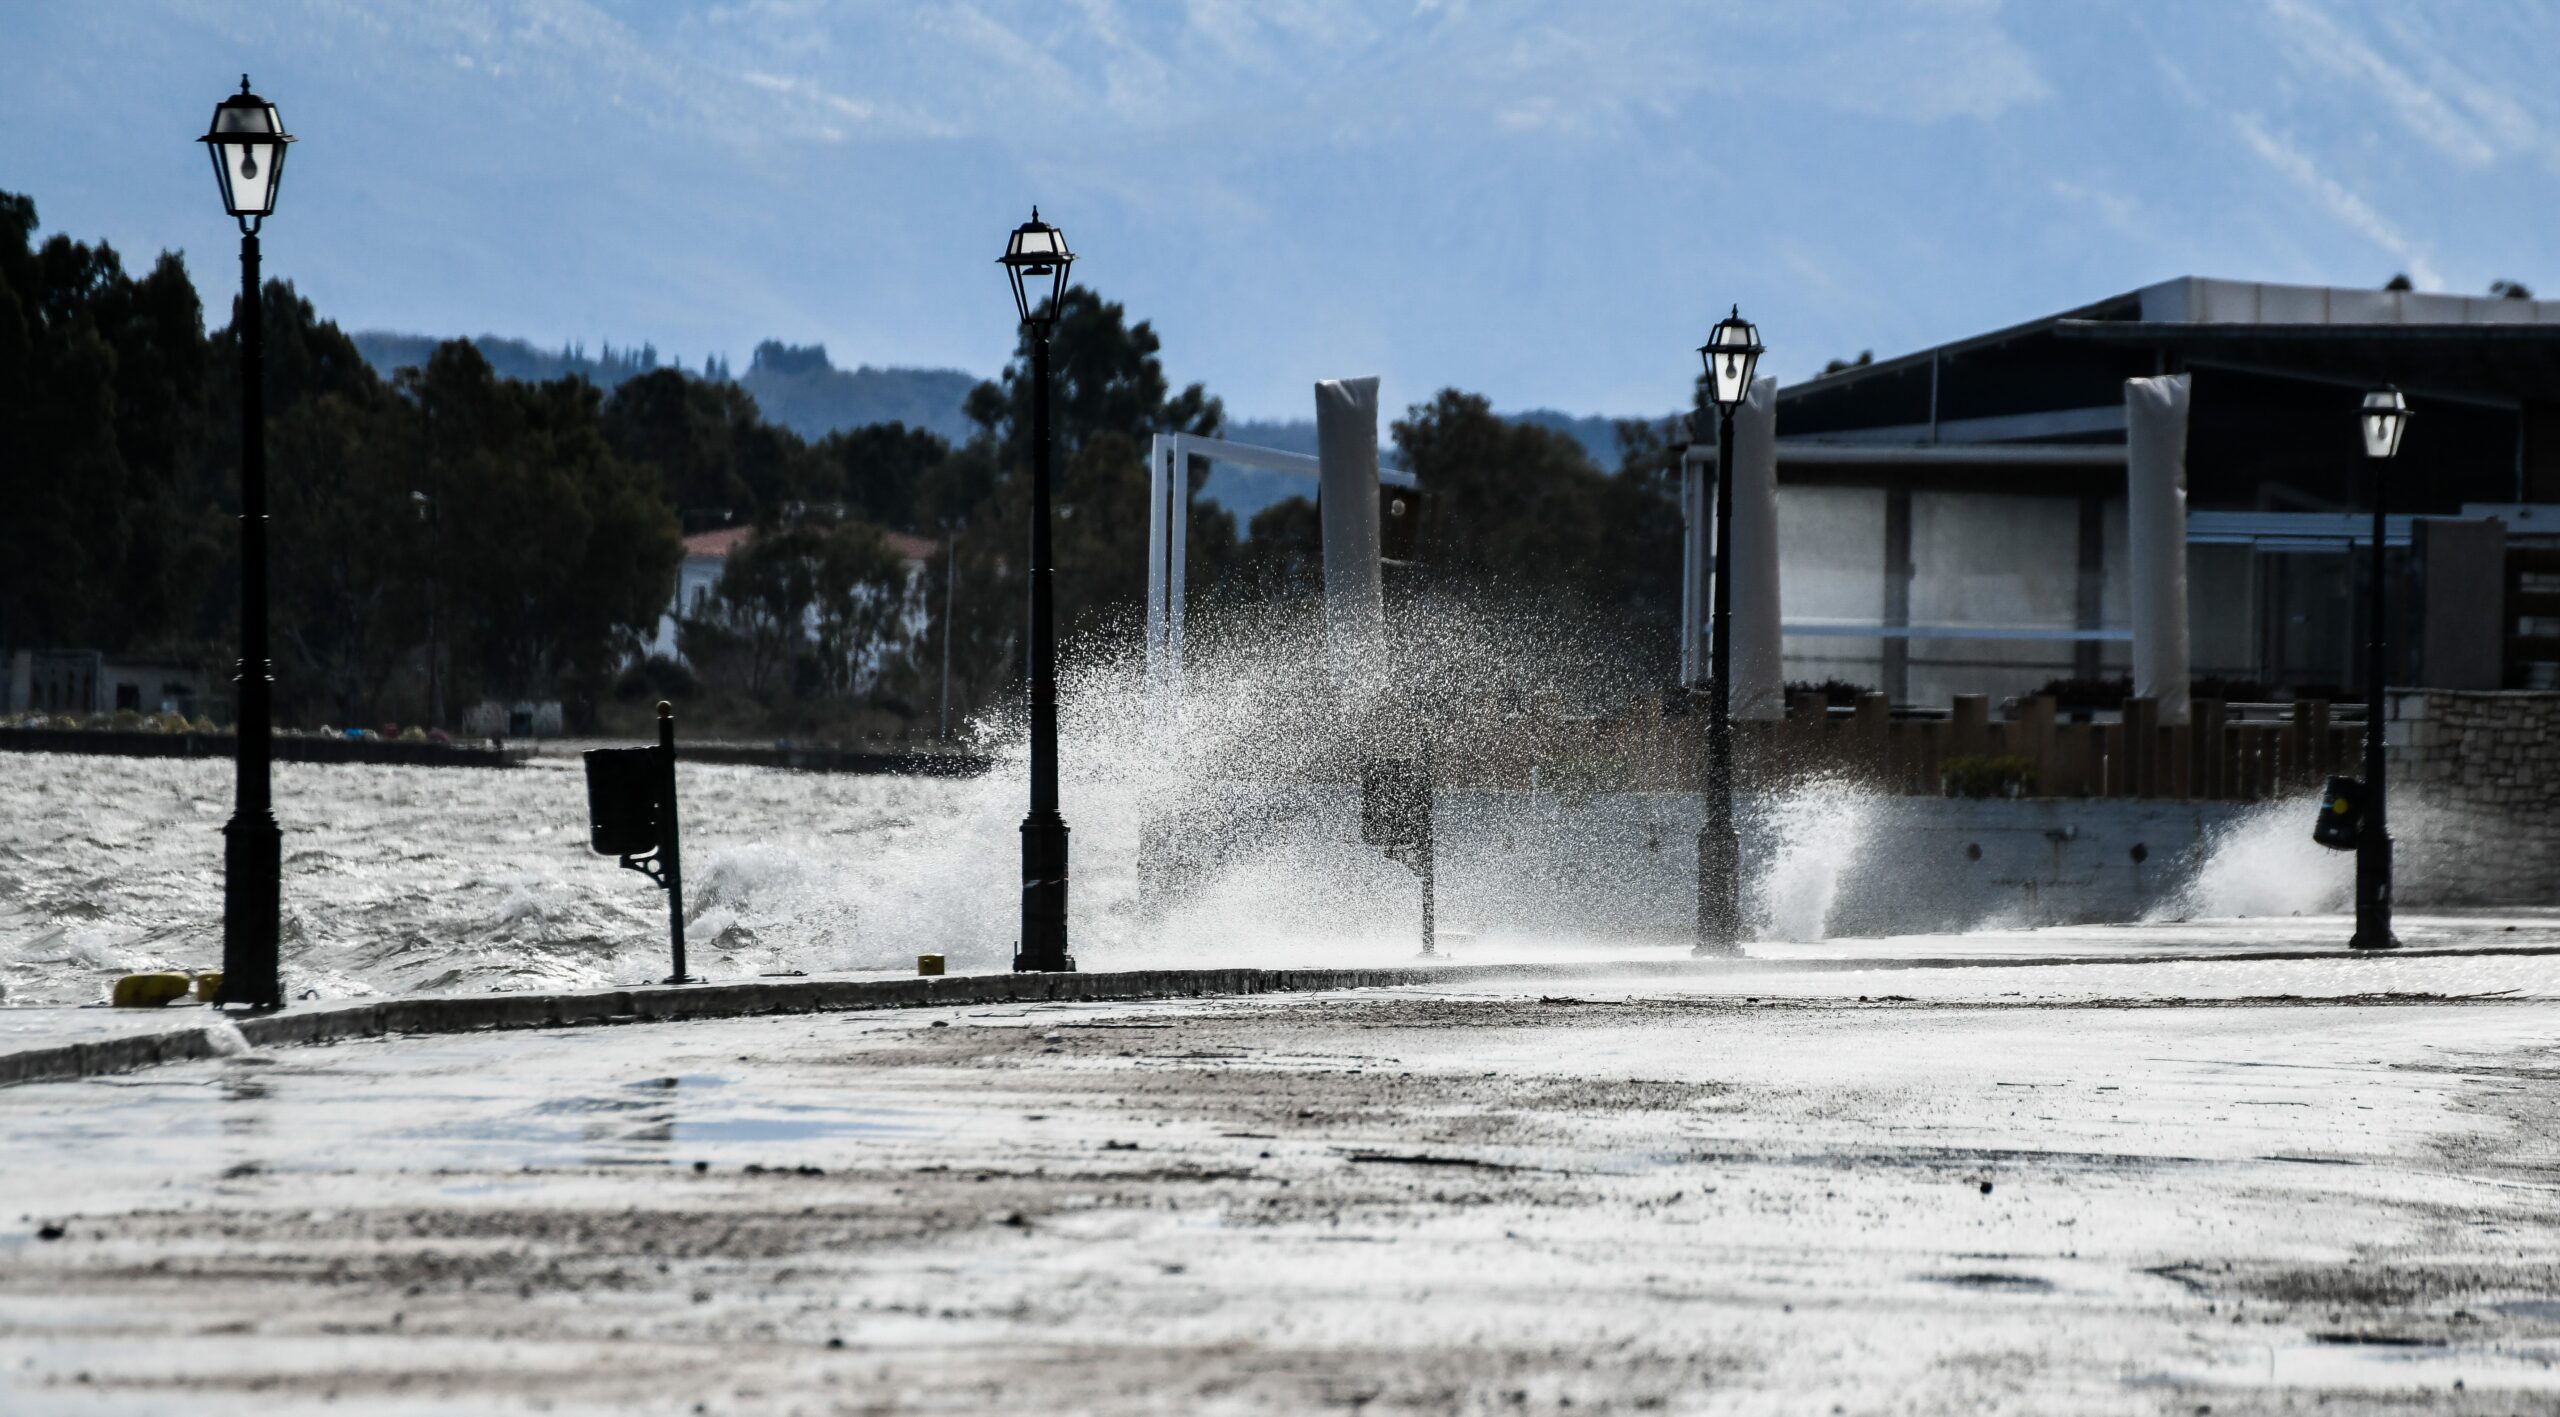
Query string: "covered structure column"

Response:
xmin=2125 ymin=373 xmax=2193 ymax=724
xmin=1315 ymin=377 xmax=1385 ymax=705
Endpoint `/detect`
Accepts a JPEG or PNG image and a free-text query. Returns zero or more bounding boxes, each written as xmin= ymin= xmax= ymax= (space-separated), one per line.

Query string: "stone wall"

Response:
xmin=2386 ymin=690 xmax=2560 ymax=905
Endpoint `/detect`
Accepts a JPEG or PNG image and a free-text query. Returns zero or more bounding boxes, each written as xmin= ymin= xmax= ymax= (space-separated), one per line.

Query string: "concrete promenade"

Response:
xmin=6 ymin=914 xmax=2560 ymax=1412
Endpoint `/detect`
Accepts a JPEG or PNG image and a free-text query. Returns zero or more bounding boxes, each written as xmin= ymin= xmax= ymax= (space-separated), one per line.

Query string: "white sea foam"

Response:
xmin=14 ymin=597 xmax=2474 ymax=1005
xmin=1753 ymin=775 xmax=1876 ymax=943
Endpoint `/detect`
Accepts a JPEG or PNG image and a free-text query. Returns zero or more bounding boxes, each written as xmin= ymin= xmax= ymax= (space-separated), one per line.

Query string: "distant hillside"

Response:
xmin=346 ymin=331 xmax=1646 ymax=531
xmin=1506 ymin=409 xmax=1629 ymax=471
xmin=738 ymin=342 xmax=982 ymax=447
xmin=349 ymin=332 xmax=985 ymax=447
xmin=350 ymin=331 xmax=685 ymax=389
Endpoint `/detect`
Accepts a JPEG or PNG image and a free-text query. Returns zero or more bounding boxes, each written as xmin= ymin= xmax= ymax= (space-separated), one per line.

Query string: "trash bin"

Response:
xmin=2312 ymin=775 xmax=2365 ymax=852
xmin=584 ymin=746 xmax=662 ymax=857
xmin=1361 ymin=756 xmax=1430 ymax=848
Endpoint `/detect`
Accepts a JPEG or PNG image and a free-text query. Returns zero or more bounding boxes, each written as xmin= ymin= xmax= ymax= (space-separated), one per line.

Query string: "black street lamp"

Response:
xmin=1695 ymin=306 xmax=1762 ymax=956
xmin=1000 ymin=209 xmax=1076 ymax=973
xmin=2352 ymin=385 xmax=2411 ymax=951
xmin=201 ymin=76 xmax=294 ymax=1009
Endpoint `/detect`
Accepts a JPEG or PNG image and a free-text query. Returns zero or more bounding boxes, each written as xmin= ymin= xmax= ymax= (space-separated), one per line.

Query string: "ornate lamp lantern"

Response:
xmin=2361 ymin=385 xmax=2412 ymax=460
xmin=200 ymin=76 xmax=295 ymax=225
xmin=1699 ymin=306 xmax=1764 ymax=415
xmin=999 ymin=208 xmax=1074 ymax=326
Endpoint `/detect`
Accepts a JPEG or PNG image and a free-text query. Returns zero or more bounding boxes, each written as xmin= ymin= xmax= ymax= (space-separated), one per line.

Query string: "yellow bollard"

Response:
xmin=194 ymin=972 xmax=224 ymax=1002
xmin=112 ymin=973 xmax=193 ymax=1008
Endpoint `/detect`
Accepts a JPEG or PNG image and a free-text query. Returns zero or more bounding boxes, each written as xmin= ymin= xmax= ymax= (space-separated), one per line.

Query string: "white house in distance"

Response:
xmin=646 ymin=524 xmax=938 ymax=686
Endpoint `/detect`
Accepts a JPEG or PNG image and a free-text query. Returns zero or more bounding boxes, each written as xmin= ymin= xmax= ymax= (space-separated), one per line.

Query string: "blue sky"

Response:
xmin=9 ymin=1 xmax=2559 ymax=421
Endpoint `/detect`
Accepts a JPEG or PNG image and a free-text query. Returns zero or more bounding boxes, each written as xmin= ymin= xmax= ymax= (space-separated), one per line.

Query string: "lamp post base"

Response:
xmin=1017 ymin=811 xmax=1073 ymax=973
xmin=2350 ymin=832 xmax=2396 ymax=951
xmin=1694 ymin=825 xmax=1742 ymax=958
xmin=215 ymin=813 xmax=283 ymax=1009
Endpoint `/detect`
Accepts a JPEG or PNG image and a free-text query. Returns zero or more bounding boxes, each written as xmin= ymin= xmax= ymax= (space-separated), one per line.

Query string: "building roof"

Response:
xmin=682 ymin=526 xmax=755 ymax=560
xmin=880 ymin=530 xmax=939 ymax=563
xmin=1781 ymin=276 xmax=2560 ymax=416
xmin=682 ymin=524 xmax=940 ymax=563
xmin=1766 ymin=274 xmax=2560 ymax=513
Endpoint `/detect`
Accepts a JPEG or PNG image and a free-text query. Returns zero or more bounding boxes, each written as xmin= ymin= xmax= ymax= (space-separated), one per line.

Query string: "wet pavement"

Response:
xmin=7 ymin=920 xmax=2560 ymax=1412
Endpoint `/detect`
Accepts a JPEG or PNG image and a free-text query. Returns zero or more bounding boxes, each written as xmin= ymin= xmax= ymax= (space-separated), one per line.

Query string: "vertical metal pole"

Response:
xmin=1696 ymin=408 xmax=1742 ymax=955
xmin=1882 ymin=485 xmax=1913 ymax=704
xmin=1418 ymin=746 xmax=1437 ymax=959
xmin=218 ymin=226 xmax=282 ymax=1009
xmin=2353 ymin=467 xmax=2396 ymax=949
xmin=1168 ymin=436 xmax=1190 ymax=691
xmin=658 ymin=701 xmax=691 ymax=981
xmin=1018 ymin=329 xmax=1072 ymax=971
xmin=426 ymin=485 xmax=444 ymax=729
xmin=939 ymin=533 xmax=956 ymax=742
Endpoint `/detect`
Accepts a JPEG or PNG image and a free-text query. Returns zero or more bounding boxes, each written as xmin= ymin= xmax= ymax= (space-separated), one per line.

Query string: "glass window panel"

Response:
xmin=229 ymin=140 xmax=278 ymax=214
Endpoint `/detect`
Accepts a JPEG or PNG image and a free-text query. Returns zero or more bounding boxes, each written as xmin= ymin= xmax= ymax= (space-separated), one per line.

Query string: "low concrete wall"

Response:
xmin=0 ymin=965 xmax=1669 ymax=1089
xmin=0 ymin=728 xmax=526 ymax=768
xmin=1816 ymin=797 xmax=2245 ymax=936
xmin=678 ymin=743 xmax=990 ymax=776
xmin=2388 ymin=690 xmax=2560 ymax=906
xmin=13 ymin=942 xmax=2556 ymax=1091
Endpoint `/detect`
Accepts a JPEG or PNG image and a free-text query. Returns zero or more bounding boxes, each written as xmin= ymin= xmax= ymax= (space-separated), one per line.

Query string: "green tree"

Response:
xmin=702 ymin=516 xmax=915 ymax=700
xmin=964 ymin=286 xmax=1224 ymax=468
xmin=1393 ymin=389 xmax=1612 ymax=588
xmin=813 ymin=420 xmax=949 ymax=531
xmin=602 ymin=368 xmax=814 ymax=526
xmin=411 ymin=343 xmax=680 ymax=701
xmin=932 ymin=286 xmax=1236 ymax=727
xmin=0 ymin=192 xmax=223 ymax=654
xmin=268 ymin=386 xmax=422 ymax=725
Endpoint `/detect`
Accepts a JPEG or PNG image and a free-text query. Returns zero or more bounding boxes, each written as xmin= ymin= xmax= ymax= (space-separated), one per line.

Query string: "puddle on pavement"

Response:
xmin=533 ymin=1075 xmax=733 ymax=1115
xmin=2493 ymin=1299 xmax=2560 ymax=1321
xmin=414 ymin=1071 xmax=930 ymax=1168
xmin=1920 ymin=1272 xmax=2056 ymax=1294
xmin=669 ymin=1110 xmax=923 ymax=1145
xmin=2152 ymin=1337 xmax=2560 ymax=1393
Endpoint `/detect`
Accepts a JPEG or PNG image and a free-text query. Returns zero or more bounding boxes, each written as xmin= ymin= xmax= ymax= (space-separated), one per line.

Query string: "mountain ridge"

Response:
xmin=348 ymin=330 xmax=1657 ymax=526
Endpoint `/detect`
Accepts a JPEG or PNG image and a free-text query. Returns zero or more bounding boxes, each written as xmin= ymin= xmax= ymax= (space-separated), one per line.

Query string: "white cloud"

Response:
xmin=2230 ymin=112 xmax=2441 ymax=289
xmin=2261 ymin=0 xmax=2497 ymax=167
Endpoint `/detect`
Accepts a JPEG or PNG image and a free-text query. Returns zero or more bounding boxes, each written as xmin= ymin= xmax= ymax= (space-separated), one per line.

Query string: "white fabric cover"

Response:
xmin=1314 ymin=377 xmax=1385 ymax=695
xmin=1731 ymin=375 xmax=1784 ymax=721
xmin=2124 ymin=373 xmax=2192 ymax=725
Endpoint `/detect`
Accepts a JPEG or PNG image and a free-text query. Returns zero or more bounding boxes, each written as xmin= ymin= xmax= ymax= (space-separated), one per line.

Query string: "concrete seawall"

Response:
xmin=16 ymin=941 xmax=2560 ymax=1090
xmin=1812 ymin=797 xmax=2248 ymax=934
xmin=0 ymin=727 xmax=526 ymax=768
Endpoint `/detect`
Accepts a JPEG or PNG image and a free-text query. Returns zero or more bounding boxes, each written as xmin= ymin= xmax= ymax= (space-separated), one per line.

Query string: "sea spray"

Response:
xmin=1751 ymin=774 xmax=1877 ymax=942
xmin=2149 ymin=796 xmax=2352 ymax=920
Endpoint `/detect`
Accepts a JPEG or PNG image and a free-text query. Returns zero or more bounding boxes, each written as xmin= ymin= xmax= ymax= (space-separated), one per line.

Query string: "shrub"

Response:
xmin=1785 ymin=679 xmax=1875 ymax=707
xmin=1942 ymin=754 xmax=2038 ymax=799
xmin=615 ymin=654 xmax=699 ymax=703
xmin=2189 ymin=676 xmax=2275 ymax=703
xmin=2031 ymin=676 xmax=2131 ymax=711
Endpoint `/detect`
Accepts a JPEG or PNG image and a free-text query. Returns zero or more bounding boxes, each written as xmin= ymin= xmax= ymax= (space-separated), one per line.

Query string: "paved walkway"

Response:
xmin=5 ymin=917 xmax=2560 ymax=1412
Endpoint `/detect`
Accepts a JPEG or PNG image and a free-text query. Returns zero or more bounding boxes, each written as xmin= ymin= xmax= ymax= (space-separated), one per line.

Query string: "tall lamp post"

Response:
xmin=1694 ymin=307 xmax=1762 ymax=956
xmin=999 ymin=209 xmax=1076 ymax=973
xmin=2352 ymin=386 xmax=2411 ymax=951
xmin=202 ymin=77 xmax=295 ymax=1009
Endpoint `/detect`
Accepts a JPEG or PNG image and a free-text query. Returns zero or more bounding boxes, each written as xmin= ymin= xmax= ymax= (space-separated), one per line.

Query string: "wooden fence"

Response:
xmin=1749 ymin=693 xmax=2363 ymax=801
